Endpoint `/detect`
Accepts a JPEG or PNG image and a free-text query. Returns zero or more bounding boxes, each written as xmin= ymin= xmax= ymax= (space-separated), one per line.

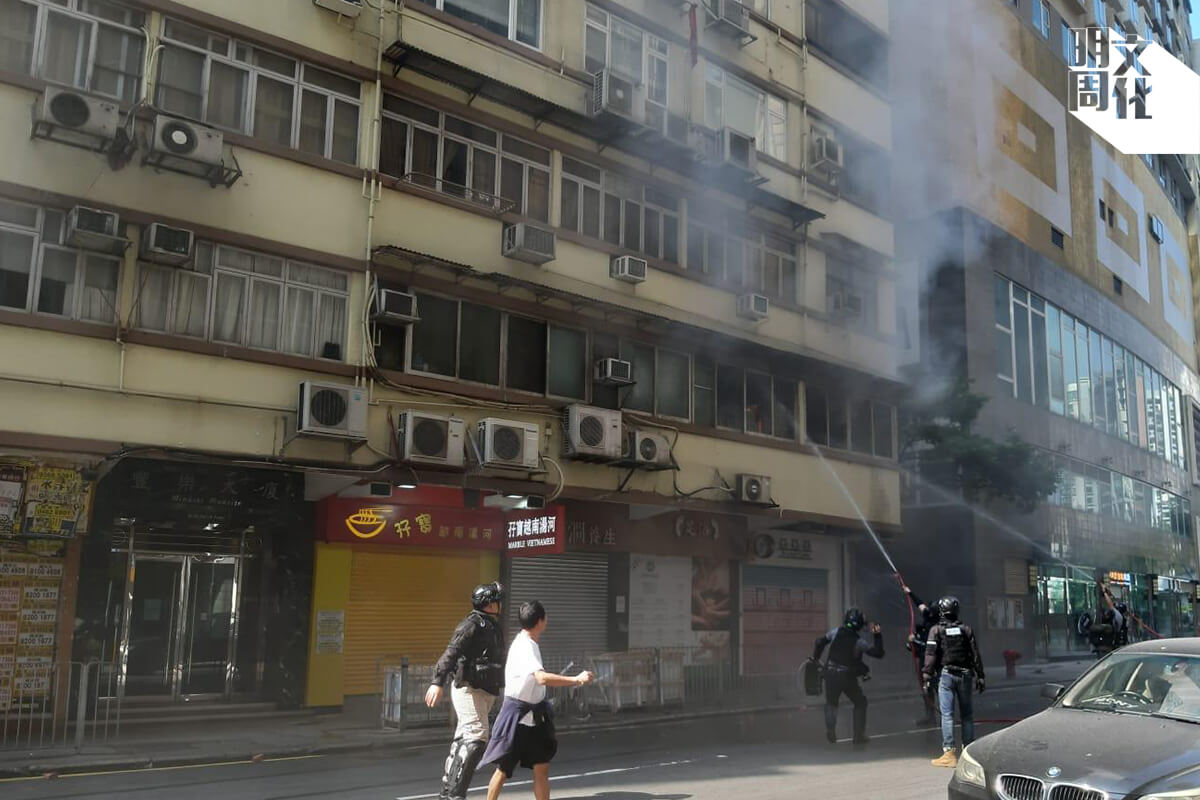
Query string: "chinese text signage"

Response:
xmin=505 ymin=507 xmax=565 ymax=555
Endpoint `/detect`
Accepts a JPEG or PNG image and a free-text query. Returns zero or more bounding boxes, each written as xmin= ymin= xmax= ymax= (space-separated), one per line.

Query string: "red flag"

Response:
xmin=689 ymin=6 xmax=699 ymax=68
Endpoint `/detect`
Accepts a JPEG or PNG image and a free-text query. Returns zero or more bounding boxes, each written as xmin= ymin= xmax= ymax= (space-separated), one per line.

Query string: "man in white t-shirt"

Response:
xmin=480 ymin=600 xmax=593 ymax=800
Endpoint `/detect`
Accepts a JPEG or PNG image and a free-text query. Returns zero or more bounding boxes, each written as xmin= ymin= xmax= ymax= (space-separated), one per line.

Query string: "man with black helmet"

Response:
xmin=923 ymin=596 xmax=985 ymax=769
xmin=810 ymin=608 xmax=885 ymax=745
xmin=426 ymin=581 xmax=507 ymax=800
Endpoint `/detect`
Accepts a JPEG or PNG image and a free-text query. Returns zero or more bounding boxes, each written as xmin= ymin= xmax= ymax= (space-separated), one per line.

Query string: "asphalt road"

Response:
xmin=0 ymin=683 xmax=1052 ymax=800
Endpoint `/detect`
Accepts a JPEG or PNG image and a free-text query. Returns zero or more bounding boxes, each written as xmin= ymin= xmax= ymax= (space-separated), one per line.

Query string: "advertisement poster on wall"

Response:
xmin=629 ymin=555 xmax=691 ymax=649
xmin=691 ymin=557 xmax=731 ymax=664
xmin=628 ymin=555 xmax=733 ymax=666
xmin=0 ymin=540 xmax=65 ymax=708
xmin=0 ymin=467 xmax=24 ymax=538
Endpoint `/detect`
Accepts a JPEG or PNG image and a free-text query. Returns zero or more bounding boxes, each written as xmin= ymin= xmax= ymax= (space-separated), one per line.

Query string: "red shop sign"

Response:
xmin=322 ymin=498 xmax=506 ymax=549
xmin=505 ymin=506 xmax=566 ymax=556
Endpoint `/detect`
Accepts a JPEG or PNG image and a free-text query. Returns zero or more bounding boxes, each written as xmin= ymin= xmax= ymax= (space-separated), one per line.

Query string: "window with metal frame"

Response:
xmin=0 ymin=198 xmax=119 ymax=324
xmin=414 ymin=0 xmax=542 ymax=48
xmin=994 ymin=274 xmax=1189 ymax=469
xmin=688 ymin=215 xmax=797 ymax=302
xmin=584 ymin=6 xmax=670 ymax=134
xmin=135 ymin=242 xmax=349 ymax=361
xmin=560 ymin=157 xmax=604 ymax=239
xmin=825 ymin=255 xmax=878 ymax=333
xmin=403 ymin=293 xmax=588 ymax=399
xmin=499 ymin=135 xmax=551 ymax=223
xmin=703 ymin=64 xmax=787 ymax=160
xmin=1 ymin=0 xmax=145 ymax=104
xmin=156 ymin=18 xmax=361 ymax=164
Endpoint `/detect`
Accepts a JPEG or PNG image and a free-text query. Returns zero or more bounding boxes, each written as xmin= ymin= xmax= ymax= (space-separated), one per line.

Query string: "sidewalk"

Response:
xmin=0 ymin=659 xmax=1089 ymax=778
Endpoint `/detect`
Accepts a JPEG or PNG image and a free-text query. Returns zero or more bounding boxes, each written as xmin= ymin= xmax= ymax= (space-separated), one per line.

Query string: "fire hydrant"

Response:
xmin=1003 ymin=649 xmax=1022 ymax=679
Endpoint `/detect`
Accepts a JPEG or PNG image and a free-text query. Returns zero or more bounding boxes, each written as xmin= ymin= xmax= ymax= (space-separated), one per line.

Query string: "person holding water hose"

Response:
xmin=903 ymin=586 xmax=940 ymax=725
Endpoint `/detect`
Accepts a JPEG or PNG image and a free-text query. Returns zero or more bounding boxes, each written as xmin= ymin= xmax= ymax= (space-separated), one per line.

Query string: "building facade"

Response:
xmin=0 ymin=0 xmax=903 ymax=714
xmin=893 ymin=0 xmax=1200 ymax=664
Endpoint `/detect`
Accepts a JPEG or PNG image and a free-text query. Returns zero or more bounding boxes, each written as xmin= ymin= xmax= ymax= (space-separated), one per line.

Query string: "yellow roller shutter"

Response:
xmin=343 ymin=548 xmax=493 ymax=696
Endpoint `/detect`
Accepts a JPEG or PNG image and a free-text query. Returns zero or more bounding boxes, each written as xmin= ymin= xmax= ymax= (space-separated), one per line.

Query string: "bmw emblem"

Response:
xmin=1047 ymin=767 xmax=1062 ymax=779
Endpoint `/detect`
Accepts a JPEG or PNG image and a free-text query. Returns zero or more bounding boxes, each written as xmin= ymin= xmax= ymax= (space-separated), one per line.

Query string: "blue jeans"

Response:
xmin=939 ymin=671 xmax=974 ymax=751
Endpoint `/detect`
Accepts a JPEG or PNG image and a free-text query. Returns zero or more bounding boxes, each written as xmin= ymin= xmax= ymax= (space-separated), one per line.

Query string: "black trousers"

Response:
xmin=824 ymin=670 xmax=868 ymax=739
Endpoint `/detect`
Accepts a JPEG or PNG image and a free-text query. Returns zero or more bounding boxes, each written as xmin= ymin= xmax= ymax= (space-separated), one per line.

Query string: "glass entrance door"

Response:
xmin=125 ymin=558 xmax=184 ymax=697
xmin=122 ymin=555 xmax=241 ymax=700
xmin=181 ymin=559 xmax=238 ymax=696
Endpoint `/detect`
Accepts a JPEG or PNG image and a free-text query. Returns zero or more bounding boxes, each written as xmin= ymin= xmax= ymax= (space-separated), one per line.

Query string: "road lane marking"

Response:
xmin=394 ymin=759 xmax=697 ymax=800
xmin=0 ymin=754 xmax=323 ymax=783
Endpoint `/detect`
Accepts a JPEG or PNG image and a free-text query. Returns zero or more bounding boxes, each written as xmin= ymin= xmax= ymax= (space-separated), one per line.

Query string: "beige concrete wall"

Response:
xmin=0 ymin=327 xmax=900 ymax=527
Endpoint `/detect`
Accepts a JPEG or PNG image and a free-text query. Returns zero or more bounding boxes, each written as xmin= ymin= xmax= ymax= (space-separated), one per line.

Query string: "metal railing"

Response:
xmin=375 ymin=647 xmax=810 ymax=732
xmin=398 ymin=173 xmax=516 ymax=215
xmin=1 ymin=661 xmax=123 ymax=753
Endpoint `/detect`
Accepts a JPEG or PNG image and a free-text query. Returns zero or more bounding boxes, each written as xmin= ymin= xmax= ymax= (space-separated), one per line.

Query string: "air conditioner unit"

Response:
xmin=611 ymin=255 xmax=648 ymax=284
xmin=477 ymin=418 xmax=540 ymax=470
xmin=688 ymin=126 xmax=724 ymax=163
xmin=1148 ymin=214 xmax=1165 ymax=243
xmin=736 ymin=473 xmax=772 ymax=504
xmin=722 ymin=128 xmax=757 ymax=174
xmin=31 ymin=88 xmax=120 ymax=151
xmin=140 ymin=223 xmax=194 ymax=266
xmin=145 ymin=114 xmax=237 ymax=186
xmin=502 ymin=223 xmax=556 ymax=265
xmin=706 ymin=0 xmax=752 ymax=38
xmin=297 ymin=381 xmax=368 ymax=439
xmin=810 ymin=133 xmax=843 ymax=171
xmin=314 ymin=0 xmax=362 ymax=17
xmin=624 ymin=430 xmax=672 ymax=468
xmin=737 ymin=293 xmax=770 ymax=322
xmin=398 ymin=410 xmax=465 ymax=468
xmin=590 ymin=69 xmax=646 ymax=125
xmin=562 ymin=404 xmax=623 ymax=461
xmin=594 ymin=358 xmax=635 ymax=387
xmin=373 ymin=288 xmax=419 ymax=325
xmin=829 ymin=290 xmax=864 ymax=316
xmin=65 ymin=207 xmax=127 ymax=254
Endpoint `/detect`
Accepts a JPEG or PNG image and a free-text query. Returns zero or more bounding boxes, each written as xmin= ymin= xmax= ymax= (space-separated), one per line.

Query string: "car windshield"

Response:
xmin=1061 ymin=653 xmax=1200 ymax=722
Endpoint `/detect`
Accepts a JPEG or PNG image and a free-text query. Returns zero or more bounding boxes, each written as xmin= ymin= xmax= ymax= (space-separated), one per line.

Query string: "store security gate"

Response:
xmin=506 ymin=553 xmax=609 ymax=669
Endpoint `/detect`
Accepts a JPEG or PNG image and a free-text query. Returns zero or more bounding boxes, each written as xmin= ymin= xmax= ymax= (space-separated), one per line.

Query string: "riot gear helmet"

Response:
xmin=844 ymin=608 xmax=867 ymax=630
xmin=471 ymin=581 xmax=504 ymax=612
xmin=936 ymin=596 xmax=960 ymax=622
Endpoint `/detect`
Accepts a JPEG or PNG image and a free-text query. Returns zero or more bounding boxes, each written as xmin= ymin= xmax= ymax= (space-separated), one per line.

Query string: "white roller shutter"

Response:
xmin=506 ymin=553 xmax=610 ymax=671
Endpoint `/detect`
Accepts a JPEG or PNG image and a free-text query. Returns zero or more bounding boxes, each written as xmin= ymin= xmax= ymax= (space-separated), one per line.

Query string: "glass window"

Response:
xmin=850 ymin=398 xmax=872 ymax=454
xmin=1031 ymin=308 xmax=1048 ymax=409
xmin=775 ymin=379 xmax=797 ymax=441
xmin=0 ymin=229 xmax=36 ymax=310
xmin=410 ymin=293 xmax=458 ymax=376
xmin=872 ymin=403 xmax=893 ymax=458
xmin=1090 ymin=329 xmax=1106 ymax=431
xmin=1062 ymin=314 xmax=1078 ymax=420
xmin=159 ymin=19 xmax=360 ymax=162
xmin=716 ymin=365 xmax=744 ymax=430
xmin=622 ymin=341 xmax=654 ymax=412
xmin=693 ymin=358 xmax=715 ymax=427
xmin=506 ymin=316 xmax=547 ymax=393
xmin=805 ymin=384 xmax=828 ymax=446
xmin=829 ymin=394 xmax=848 ymax=449
xmin=1046 ymin=305 xmax=1064 ymax=415
xmin=746 ymin=372 xmax=772 ymax=435
xmin=704 ymin=66 xmax=787 ymax=161
xmin=1075 ymin=321 xmax=1092 ymax=424
xmin=421 ymin=0 xmax=542 ymax=47
xmin=1012 ymin=296 xmax=1032 ymax=404
xmin=0 ymin=1 xmax=38 ymax=77
xmin=548 ymin=325 xmax=587 ymax=399
xmin=460 ymin=302 xmax=501 ymax=385
xmin=656 ymin=349 xmax=690 ymax=419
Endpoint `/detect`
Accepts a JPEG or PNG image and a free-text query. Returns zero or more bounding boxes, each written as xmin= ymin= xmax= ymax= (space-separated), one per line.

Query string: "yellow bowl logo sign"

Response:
xmin=345 ymin=507 xmax=391 ymax=539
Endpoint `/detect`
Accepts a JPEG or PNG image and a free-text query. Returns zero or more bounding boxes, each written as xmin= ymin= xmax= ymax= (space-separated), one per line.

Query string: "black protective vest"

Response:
xmin=461 ymin=611 xmax=506 ymax=694
xmin=828 ymin=627 xmax=861 ymax=668
xmin=936 ymin=624 xmax=975 ymax=670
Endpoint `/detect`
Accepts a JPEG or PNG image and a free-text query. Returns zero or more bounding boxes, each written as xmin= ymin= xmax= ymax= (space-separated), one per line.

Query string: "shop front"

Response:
xmin=76 ymin=458 xmax=306 ymax=705
xmin=550 ymin=501 xmax=746 ymax=672
xmin=307 ymin=488 xmax=560 ymax=706
xmin=741 ymin=530 xmax=843 ymax=676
